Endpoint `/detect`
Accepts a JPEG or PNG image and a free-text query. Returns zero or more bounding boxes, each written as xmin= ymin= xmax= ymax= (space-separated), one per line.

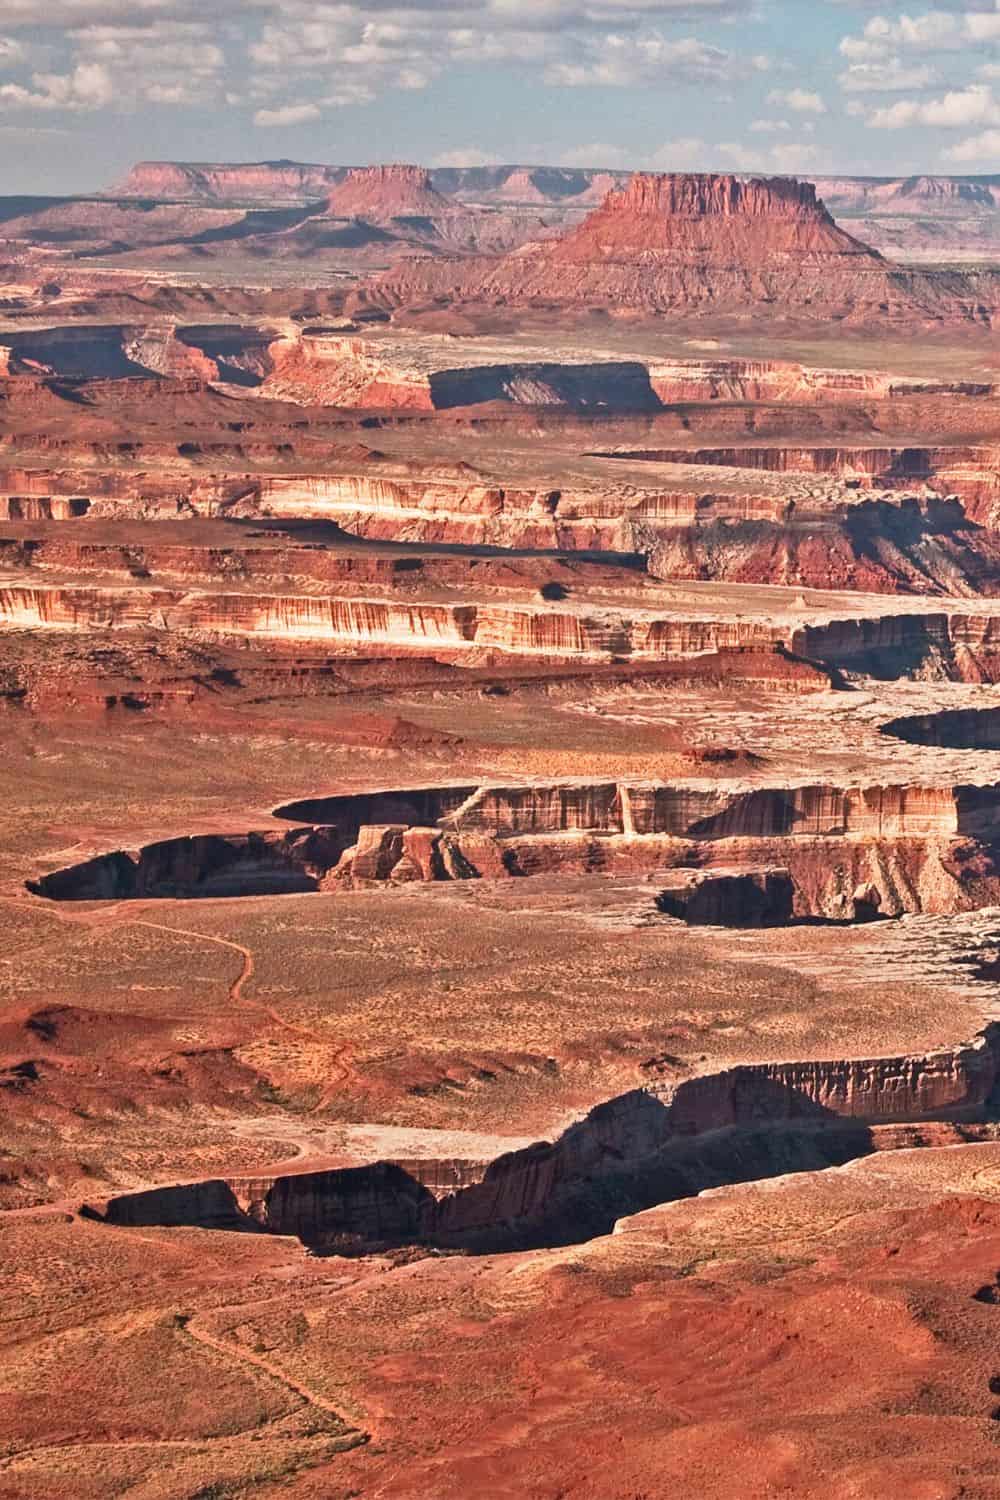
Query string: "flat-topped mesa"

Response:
xmin=367 ymin=168 xmax=1000 ymax=323
xmin=325 ymin=164 xmax=448 ymax=221
xmin=111 ymin=159 xmax=346 ymax=202
xmin=890 ymin=175 xmax=1000 ymax=209
xmin=554 ymin=172 xmax=880 ymax=266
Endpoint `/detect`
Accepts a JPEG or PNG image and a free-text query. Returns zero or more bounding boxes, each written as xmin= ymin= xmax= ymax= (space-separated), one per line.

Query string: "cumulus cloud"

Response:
xmin=0 ymin=0 xmax=770 ymax=130
xmin=838 ymin=57 xmax=937 ymax=92
xmin=643 ymin=134 xmax=830 ymax=176
xmin=867 ymin=82 xmax=1000 ymax=128
xmin=545 ymin=32 xmax=740 ymax=86
xmin=485 ymin=0 xmax=754 ymax=24
xmin=942 ymin=124 xmax=1000 ymax=160
xmin=0 ymin=0 xmax=237 ymax=24
xmin=767 ymin=86 xmax=826 ymax=113
xmin=840 ymin=10 xmax=985 ymax=58
xmin=836 ymin=2 xmax=1000 ymax=164
xmin=253 ymin=101 xmax=321 ymax=126
xmin=0 ymin=62 xmax=113 ymax=111
xmin=543 ymin=28 xmax=772 ymax=89
xmin=431 ymin=147 xmax=504 ymax=166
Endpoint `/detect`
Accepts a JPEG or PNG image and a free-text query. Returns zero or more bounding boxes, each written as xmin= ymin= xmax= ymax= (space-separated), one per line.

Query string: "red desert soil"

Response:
xmin=6 ymin=166 xmax=1000 ymax=1498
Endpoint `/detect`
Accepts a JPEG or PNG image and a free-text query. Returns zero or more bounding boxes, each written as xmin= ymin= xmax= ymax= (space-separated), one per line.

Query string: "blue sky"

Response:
xmin=2 ymin=1 xmax=1000 ymax=194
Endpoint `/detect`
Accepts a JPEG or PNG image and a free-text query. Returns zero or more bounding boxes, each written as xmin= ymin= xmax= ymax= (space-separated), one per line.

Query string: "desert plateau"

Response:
xmin=7 ymin=2 xmax=1000 ymax=1493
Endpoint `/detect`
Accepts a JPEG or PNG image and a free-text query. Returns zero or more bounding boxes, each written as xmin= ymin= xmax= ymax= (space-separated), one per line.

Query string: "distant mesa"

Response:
xmin=323 ymin=164 xmax=450 ymax=222
xmin=363 ymin=170 xmax=1000 ymax=326
xmin=111 ymin=159 xmax=350 ymax=202
xmin=533 ymin=172 xmax=881 ymax=266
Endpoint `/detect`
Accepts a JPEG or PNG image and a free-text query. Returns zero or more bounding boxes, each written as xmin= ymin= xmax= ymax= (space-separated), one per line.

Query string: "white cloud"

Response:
xmin=749 ymin=117 xmax=791 ymax=132
xmin=842 ymin=12 xmax=966 ymax=58
xmin=253 ymin=101 xmax=321 ymax=127
xmin=0 ymin=61 xmax=113 ymax=111
xmin=838 ymin=58 xmax=937 ymax=92
xmin=488 ymin=0 xmax=754 ymax=23
xmin=766 ymin=141 xmax=829 ymax=173
xmin=642 ymin=134 xmax=830 ymax=176
xmin=942 ymin=125 xmax=1000 ymax=160
xmin=431 ymin=147 xmax=503 ymax=166
xmin=967 ymin=12 xmax=1000 ymax=43
xmin=645 ymin=135 xmax=716 ymax=170
xmin=868 ymin=82 xmax=1000 ymax=128
xmin=767 ymin=86 xmax=826 ymax=113
xmin=839 ymin=7 xmax=1000 ymax=64
xmin=545 ymin=33 xmax=747 ymax=87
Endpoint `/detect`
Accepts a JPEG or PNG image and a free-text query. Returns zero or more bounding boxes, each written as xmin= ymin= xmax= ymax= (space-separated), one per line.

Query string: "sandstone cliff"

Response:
xmin=92 ymin=1022 xmax=1000 ymax=1248
xmin=31 ymin=776 xmax=1000 ymax=921
xmin=364 ymin=171 xmax=1000 ymax=326
xmin=111 ymin=160 xmax=348 ymax=202
xmin=323 ymin=165 xmax=449 ymax=222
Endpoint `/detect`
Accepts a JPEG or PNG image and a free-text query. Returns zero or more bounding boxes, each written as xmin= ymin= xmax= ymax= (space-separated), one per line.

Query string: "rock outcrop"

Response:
xmin=541 ymin=173 xmax=877 ymax=265
xmin=90 ymin=1021 xmax=1000 ymax=1249
xmin=323 ymin=165 xmax=449 ymax=222
xmin=13 ymin=574 xmax=1000 ymax=681
xmin=29 ymin=776 xmax=1000 ymax=920
xmin=365 ymin=171 xmax=1000 ymax=326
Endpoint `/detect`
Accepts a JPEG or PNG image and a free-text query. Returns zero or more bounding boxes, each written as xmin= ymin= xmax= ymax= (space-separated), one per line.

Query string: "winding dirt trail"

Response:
xmin=130 ymin=919 xmax=256 ymax=1006
xmin=179 ymin=1308 xmax=367 ymax=1432
xmin=131 ymin=917 xmax=333 ymax=1049
xmin=125 ymin=914 xmax=354 ymax=1103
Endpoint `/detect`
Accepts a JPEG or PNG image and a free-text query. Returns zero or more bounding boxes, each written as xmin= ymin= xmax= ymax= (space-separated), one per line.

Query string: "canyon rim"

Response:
xmin=7 ymin=3 xmax=1000 ymax=1498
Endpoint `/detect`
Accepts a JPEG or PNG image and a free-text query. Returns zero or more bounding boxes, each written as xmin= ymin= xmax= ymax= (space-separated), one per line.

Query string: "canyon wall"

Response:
xmin=0 ymin=581 xmax=792 ymax=660
xmin=15 ymin=575 xmax=1000 ymax=680
xmin=31 ymin=777 xmax=1000 ymax=919
xmin=92 ymin=1022 xmax=1000 ymax=1249
xmin=28 ymin=828 xmax=344 ymax=901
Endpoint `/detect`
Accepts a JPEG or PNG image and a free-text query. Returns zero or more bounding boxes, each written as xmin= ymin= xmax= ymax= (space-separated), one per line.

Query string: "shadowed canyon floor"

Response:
xmin=10 ymin=167 xmax=1000 ymax=1498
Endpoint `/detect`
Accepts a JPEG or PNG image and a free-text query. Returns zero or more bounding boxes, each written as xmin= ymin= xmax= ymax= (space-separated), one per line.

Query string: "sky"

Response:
xmin=1 ymin=1 xmax=1000 ymax=194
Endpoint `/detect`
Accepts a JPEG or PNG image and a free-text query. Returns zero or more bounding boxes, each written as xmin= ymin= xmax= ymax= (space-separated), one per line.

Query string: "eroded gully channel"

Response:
xmin=22 ymin=776 xmax=1000 ymax=1256
xmin=85 ymin=1025 xmax=1000 ymax=1257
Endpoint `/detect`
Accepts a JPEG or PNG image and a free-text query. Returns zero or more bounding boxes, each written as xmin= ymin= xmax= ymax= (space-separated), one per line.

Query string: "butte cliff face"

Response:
xmin=366 ymin=171 xmax=1000 ymax=326
xmin=541 ymin=173 xmax=878 ymax=266
xmin=111 ymin=159 xmax=349 ymax=202
xmin=323 ymin=164 xmax=450 ymax=223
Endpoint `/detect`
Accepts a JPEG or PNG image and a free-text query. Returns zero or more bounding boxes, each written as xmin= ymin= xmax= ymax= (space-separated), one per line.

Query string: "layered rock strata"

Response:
xmin=13 ymin=576 xmax=1000 ymax=682
xmin=111 ymin=160 xmax=350 ymax=202
xmin=364 ymin=172 xmax=1000 ymax=326
xmin=90 ymin=1022 xmax=1000 ymax=1249
xmin=28 ymin=777 xmax=1000 ymax=920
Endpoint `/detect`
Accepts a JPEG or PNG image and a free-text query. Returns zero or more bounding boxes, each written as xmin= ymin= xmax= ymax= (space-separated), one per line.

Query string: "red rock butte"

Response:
xmin=367 ymin=167 xmax=1000 ymax=324
xmin=552 ymin=172 xmax=881 ymax=265
xmin=7 ymin=148 xmax=1000 ymax=1500
xmin=325 ymin=163 xmax=449 ymax=220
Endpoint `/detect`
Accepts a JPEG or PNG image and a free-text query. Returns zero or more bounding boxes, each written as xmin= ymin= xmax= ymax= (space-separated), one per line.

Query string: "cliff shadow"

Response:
xmin=90 ymin=1179 xmax=262 ymax=1232
xmin=26 ymin=830 xmax=340 ymax=901
xmin=427 ymin=361 xmax=663 ymax=413
xmin=84 ymin=1083 xmax=891 ymax=1259
xmin=883 ymin=706 xmax=1000 ymax=752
